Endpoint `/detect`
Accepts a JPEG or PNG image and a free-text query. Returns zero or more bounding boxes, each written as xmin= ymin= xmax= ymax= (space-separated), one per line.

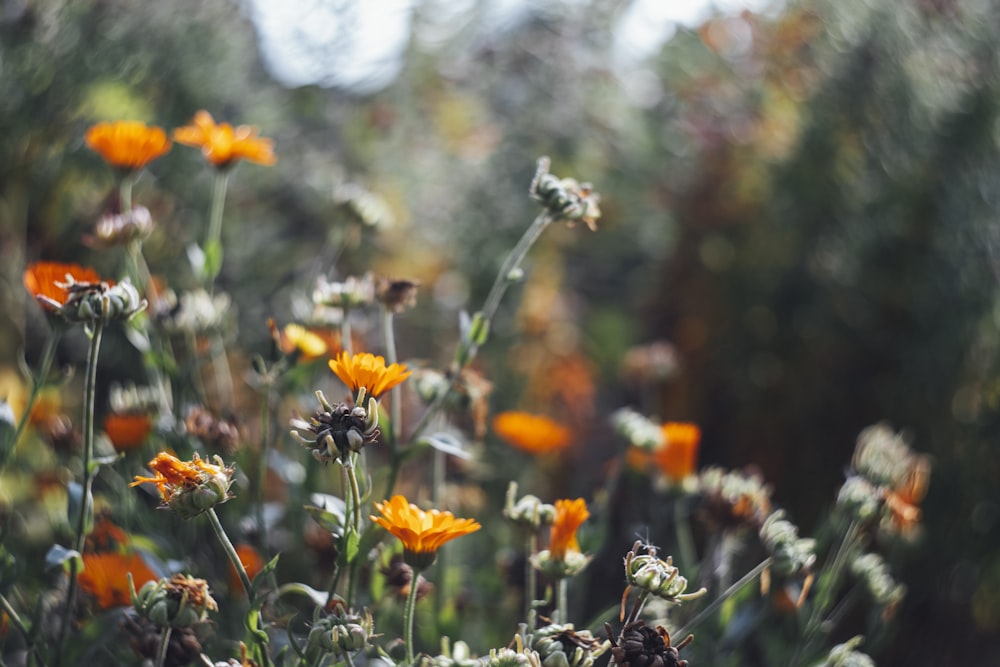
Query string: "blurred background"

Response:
xmin=2 ymin=0 xmax=1000 ymax=664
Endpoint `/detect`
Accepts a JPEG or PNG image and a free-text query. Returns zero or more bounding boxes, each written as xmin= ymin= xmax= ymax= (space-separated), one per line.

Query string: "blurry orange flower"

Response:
xmin=549 ymin=498 xmax=589 ymax=560
xmin=885 ymin=456 xmax=930 ymax=532
xmin=228 ymin=543 xmax=265 ymax=592
xmin=268 ymin=319 xmax=329 ymax=361
xmin=78 ymin=551 xmax=158 ymax=609
xmin=86 ymin=516 xmax=131 ymax=553
xmin=104 ymin=413 xmax=153 ymax=453
xmin=492 ymin=411 xmax=572 ymax=455
xmin=371 ymin=495 xmax=480 ymax=567
xmin=23 ymin=261 xmax=103 ymax=311
xmin=85 ymin=120 xmax=171 ymax=170
xmin=329 ymin=351 xmax=411 ymax=399
xmin=655 ymin=422 xmax=701 ymax=483
xmin=174 ymin=110 xmax=276 ymax=168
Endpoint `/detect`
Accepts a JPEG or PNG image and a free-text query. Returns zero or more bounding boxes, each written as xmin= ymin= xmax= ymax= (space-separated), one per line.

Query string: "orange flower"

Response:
xmin=228 ymin=543 xmax=265 ymax=592
xmin=885 ymin=456 xmax=930 ymax=532
xmin=491 ymin=411 xmax=572 ymax=455
xmin=174 ymin=110 xmax=276 ymax=168
xmin=85 ymin=120 xmax=171 ymax=170
xmin=78 ymin=551 xmax=158 ymax=609
xmin=130 ymin=451 xmax=234 ymax=518
xmin=655 ymin=422 xmax=701 ymax=483
xmin=329 ymin=351 xmax=411 ymax=399
xmin=549 ymin=498 xmax=589 ymax=560
xmin=268 ymin=319 xmax=329 ymax=361
xmin=104 ymin=412 xmax=153 ymax=453
xmin=371 ymin=495 xmax=480 ymax=567
xmin=23 ymin=261 xmax=103 ymax=311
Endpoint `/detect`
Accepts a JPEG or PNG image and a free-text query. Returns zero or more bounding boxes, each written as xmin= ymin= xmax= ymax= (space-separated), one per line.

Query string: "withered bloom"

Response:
xmin=375 ymin=276 xmax=420 ymax=313
xmin=185 ymin=406 xmax=242 ymax=454
xmin=606 ymin=621 xmax=692 ymax=667
xmin=381 ymin=553 xmax=433 ymax=601
xmin=130 ymin=451 xmax=234 ymax=519
xmin=290 ymin=390 xmax=379 ymax=463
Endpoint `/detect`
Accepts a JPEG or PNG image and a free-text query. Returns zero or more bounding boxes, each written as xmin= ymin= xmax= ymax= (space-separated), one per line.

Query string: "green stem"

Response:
xmin=0 ymin=592 xmax=47 ymax=667
xmin=383 ymin=308 xmax=401 ymax=449
xmin=674 ymin=557 xmax=773 ymax=639
xmin=208 ymin=333 xmax=234 ymax=412
xmin=202 ymin=170 xmax=230 ymax=292
xmin=403 ymin=565 xmax=423 ymax=664
xmin=56 ymin=318 xmax=104 ymax=667
xmin=257 ymin=377 xmax=273 ymax=550
xmin=207 ymin=507 xmax=252 ymax=597
xmin=119 ymin=172 xmax=135 ymax=215
xmin=479 ymin=212 xmax=552 ymax=328
xmin=526 ymin=532 xmax=538 ymax=629
xmin=344 ymin=455 xmax=363 ymax=608
xmin=4 ymin=332 xmax=60 ymax=466
xmin=556 ymin=578 xmax=568 ymax=625
xmin=154 ymin=626 xmax=172 ymax=667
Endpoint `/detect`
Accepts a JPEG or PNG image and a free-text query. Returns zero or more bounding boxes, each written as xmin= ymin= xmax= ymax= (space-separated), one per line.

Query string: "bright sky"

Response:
xmin=247 ymin=0 xmax=778 ymax=92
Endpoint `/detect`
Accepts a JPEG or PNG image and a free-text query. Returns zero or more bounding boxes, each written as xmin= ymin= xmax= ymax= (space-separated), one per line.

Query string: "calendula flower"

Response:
xmin=654 ymin=422 xmax=701 ymax=484
xmin=532 ymin=498 xmax=591 ymax=579
xmin=371 ymin=495 xmax=480 ymax=569
xmin=290 ymin=390 xmax=379 ymax=463
xmin=23 ymin=261 xmax=103 ymax=311
xmin=85 ymin=120 xmax=172 ymax=170
xmin=329 ymin=351 xmax=411 ymax=401
xmin=133 ymin=573 xmax=218 ymax=628
xmin=173 ymin=110 xmax=276 ymax=168
xmin=529 ymin=157 xmax=601 ymax=231
xmin=104 ymin=412 xmax=153 ymax=453
xmin=130 ymin=451 xmax=234 ymax=519
xmin=492 ymin=411 xmax=572 ymax=455
xmin=78 ymin=551 xmax=158 ymax=609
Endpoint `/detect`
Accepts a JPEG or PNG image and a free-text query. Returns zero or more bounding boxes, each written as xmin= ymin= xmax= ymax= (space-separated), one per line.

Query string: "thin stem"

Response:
xmin=4 ymin=332 xmax=60 ymax=466
xmin=556 ymin=578 xmax=568 ymax=625
xmin=57 ymin=318 xmax=104 ymax=667
xmin=209 ymin=333 xmax=234 ymax=412
xmin=0 ymin=592 xmax=47 ymax=667
xmin=383 ymin=308 xmax=402 ymax=452
xmin=207 ymin=507 xmax=252 ymax=597
xmin=344 ymin=455 xmax=363 ymax=608
xmin=154 ymin=626 xmax=172 ymax=667
xmin=674 ymin=557 xmax=773 ymax=640
xmin=403 ymin=565 xmax=423 ymax=664
xmin=119 ymin=172 xmax=135 ymax=214
xmin=204 ymin=170 xmax=230 ymax=288
xmin=526 ymin=532 xmax=538 ymax=629
xmin=479 ymin=212 xmax=552 ymax=326
xmin=257 ymin=377 xmax=274 ymax=550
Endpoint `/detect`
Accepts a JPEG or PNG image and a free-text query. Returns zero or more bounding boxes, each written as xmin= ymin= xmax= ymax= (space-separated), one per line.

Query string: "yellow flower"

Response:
xmin=492 ymin=411 xmax=572 ymax=455
xmin=549 ymin=498 xmax=589 ymax=560
xmin=174 ymin=110 xmax=276 ymax=168
xmin=268 ymin=319 xmax=329 ymax=361
xmin=130 ymin=451 xmax=234 ymax=518
xmin=78 ymin=551 xmax=158 ymax=609
xmin=23 ymin=261 xmax=104 ymax=311
xmin=329 ymin=351 xmax=411 ymax=400
xmin=654 ymin=422 xmax=701 ymax=483
xmin=85 ymin=120 xmax=172 ymax=170
xmin=371 ymin=495 xmax=480 ymax=568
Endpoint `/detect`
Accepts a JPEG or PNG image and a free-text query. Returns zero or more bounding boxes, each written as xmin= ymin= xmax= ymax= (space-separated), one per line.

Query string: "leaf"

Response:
xmin=202 ymin=239 xmax=224 ymax=282
xmin=250 ymin=554 xmax=281 ymax=598
xmin=343 ymin=527 xmax=360 ymax=564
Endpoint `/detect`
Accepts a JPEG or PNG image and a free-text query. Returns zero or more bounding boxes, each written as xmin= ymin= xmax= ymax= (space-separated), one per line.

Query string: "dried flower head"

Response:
xmin=306 ymin=605 xmax=375 ymax=658
xmin=698 ymin=466 xmax=773 ymax=530
xmin=290 ymin=390 xmax=379 ymax=463
xmin=312 ymin=273 xmax=375 ymax=309
xmin=381 ymin=553 xmax=434 ymax=601
xmin=492 ymin=411 xmax=572 ymax=455
xmin=654 ymin=423 xmax=701 ymax=484
xmin=329 ymin=351 xmax=411 ymax=401
xmin=130 ymin=451 xmax=235 ymax=519
xmin=504 ymin=482 xmax=557 ymax=529
xmin=606 ymin=621 xmax=692 ymax=667
xmin=185 ymin=406 xmax=243 ymax=455
xmin=623 ymin=541 xmax=706 ymax=603
xmin=375 ymin=276 xmax=420 ymax=312
xmin=528 ymin=623 xmax=605 ymax=667
xmin=371 ymin=495 xmax=481 ymax=569
xmin=85 ymin=120 xmax=172 ymax=170
xmin=173 ymin=110 xmax=276 ymax=168
xmin=78 ymin=551 xmax=158 ymax=609
xmin=123 ymin=611 xmax=204 ymax=667
xmin=132 ymin=573 xmax=218 ymax=628
xmin=86 ymin=206 xmax=154 ymax=248
xmin=530 ymin=157 xmax=601 ymax=231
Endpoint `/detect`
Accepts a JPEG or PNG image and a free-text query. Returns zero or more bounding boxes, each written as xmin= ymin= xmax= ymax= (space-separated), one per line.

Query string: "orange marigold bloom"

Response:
xmin=104 ymin=412 xmax=153 ymax=453
xmin=130 ymin=451 xmax=234 ymax=518
xmin=491 ymin=411 xmax=572 ymax=455
xmin=85 ymin=120 xmax=172 ymax=170
xmin=174 ymin=110 xmax=276 ymax=168
xmin=228 ymin=543 xmax=265 ymax=592
xmin=329 ymin=351 xmax=411 ymax=400
xmin=655 ymin=422 xmax=701 ymax=483
xmin=549 ymin=498 xmax=589 ymax=560
xmin=23 ymin=261 xmax=103 ymax=311
xmin=78 ymin=551 xmax=158 ymax=609
xmin=371 ymin=495 xmax=480 ymax=567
